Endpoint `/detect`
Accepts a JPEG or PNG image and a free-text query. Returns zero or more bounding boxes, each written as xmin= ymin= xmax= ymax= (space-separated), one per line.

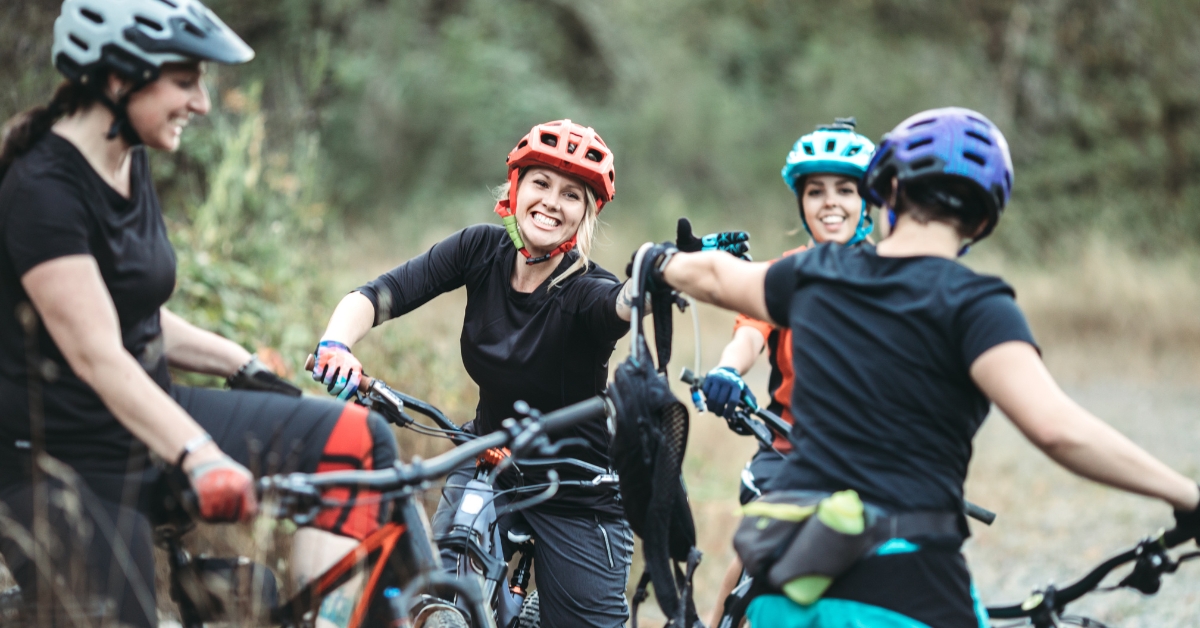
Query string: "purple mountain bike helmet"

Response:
xmin=860 ymin=107 xmax=1013 ymax=243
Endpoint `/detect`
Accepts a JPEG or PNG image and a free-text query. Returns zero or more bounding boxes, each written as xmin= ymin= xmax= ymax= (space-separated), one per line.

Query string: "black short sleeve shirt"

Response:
xmin=357 ymin=224 xmax=628 ymax=516
xmin=0 ymin=133 xmax=176 ymax=470
xmin=763 ymin=243 xmax=1037 ymax=513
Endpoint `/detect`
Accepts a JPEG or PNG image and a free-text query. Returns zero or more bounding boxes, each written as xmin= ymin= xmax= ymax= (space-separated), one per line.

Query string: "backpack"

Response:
xmin=608 ymin=244 xmax=702 ymax=628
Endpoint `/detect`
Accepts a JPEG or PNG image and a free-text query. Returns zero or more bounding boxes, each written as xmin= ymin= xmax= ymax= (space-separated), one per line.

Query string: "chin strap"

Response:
xmin=493 ymin=166 xmax=578 ymax=265
xmin=87 ymin=79 xmax=145 ymax=146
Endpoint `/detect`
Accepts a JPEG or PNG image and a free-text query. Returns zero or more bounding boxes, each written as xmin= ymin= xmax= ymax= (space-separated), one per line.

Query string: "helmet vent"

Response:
xmin=908 ymin=118 xmax=937 ymax=129
xmin=80 ymin=8 xmax=104 ymax=24
xmin=182 ymin=21 xmax=206 ymax=38
xmin=540 ymin=133 xmax=558 ymax=147
xmin=68 ymin=34 xmax=89 ymax=51
xmin=156 ymin=0 xmax=179 ymax=7
xmin=517 ymin=139 xmax=528 ymax=149
xmin=135 ymin=16 xmax=164 ymax=32
xmin=963 ymin=151 xmax=986 ymax=166
xmin=965 ymin=130 xmax=992 ymax=145
xmin=802 ymin=142 xmax=814 ymax=156
xmin=567 ymin=142 xmax=578 ymax=154
xmin=608 ymin=171 xmax=614 ymax=182
xmin=845 ymin=145 xmax=862 ymax=156
xmin=907 ymin=138 xmax=933 ymax=150
xmin=585 ymin=148 xmax=603 ymax=162
xmin=911 ymin=157 xmax=936 ymax=171
xmin=825 ymin=139 xmax=837 ymax=152
xmin=966 ymin=115 xmax=988 ymax=126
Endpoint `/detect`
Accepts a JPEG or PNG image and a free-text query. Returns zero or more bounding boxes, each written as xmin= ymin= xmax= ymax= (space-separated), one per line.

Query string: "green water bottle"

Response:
xmin=781 ymin=490 xmax=865 ymax=606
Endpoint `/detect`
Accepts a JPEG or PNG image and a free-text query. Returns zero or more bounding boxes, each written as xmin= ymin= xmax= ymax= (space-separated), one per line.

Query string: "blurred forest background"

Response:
xmin=4 ymin=0 xmax=1200 ymax=623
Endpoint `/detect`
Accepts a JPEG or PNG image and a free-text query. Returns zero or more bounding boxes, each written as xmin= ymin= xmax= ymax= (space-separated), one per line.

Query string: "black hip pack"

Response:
xmin=733 ymin=490 xmax=964 ymax=603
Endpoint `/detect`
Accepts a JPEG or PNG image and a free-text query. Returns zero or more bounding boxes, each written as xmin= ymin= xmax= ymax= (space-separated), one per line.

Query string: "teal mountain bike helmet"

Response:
xmin=781 ymin=118 xmax=876 ymax=245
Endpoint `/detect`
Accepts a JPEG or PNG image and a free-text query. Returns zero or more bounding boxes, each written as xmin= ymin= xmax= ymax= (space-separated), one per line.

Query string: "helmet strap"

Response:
xmin=91 ymin=79 xmax=146 ymax=147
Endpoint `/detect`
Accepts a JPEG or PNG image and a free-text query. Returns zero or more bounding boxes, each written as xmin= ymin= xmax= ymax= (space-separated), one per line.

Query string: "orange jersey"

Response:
xmin=732 ymin=245 xmax=808 ymax=452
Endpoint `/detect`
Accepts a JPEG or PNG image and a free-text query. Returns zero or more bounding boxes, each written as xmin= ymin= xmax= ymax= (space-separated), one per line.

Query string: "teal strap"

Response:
xmin=747 ymin=595 xmax=933 ymax=628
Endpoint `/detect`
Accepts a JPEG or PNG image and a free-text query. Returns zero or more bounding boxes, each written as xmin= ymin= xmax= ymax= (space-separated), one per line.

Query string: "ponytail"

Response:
xmin=0 ymin=81 xmax=95 ymax=183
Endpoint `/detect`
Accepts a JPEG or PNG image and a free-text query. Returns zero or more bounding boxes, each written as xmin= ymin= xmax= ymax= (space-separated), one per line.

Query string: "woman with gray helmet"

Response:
xmin=0 ymin=2 xmax=397 ymax=626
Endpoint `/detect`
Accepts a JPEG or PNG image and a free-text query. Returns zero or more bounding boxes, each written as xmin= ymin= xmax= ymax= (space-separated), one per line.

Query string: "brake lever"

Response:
xmin=1119 ymin=542 xmax=1176 ymax=594
xmin=536 ymin=437 xmax=590 ymax=458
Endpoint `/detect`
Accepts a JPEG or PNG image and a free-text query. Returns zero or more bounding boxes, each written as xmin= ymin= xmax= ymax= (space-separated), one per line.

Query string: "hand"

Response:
xmin=227 ymin=355 xmax=302 ymax=396
xmin=625 ymin=242 xmax=680 ymax=294
xmin=187 ymin=454 xmax=257 ymax=523
xmin=312 ymin=340 xmax=362 ymax=400
xmin=1175 ymin=483 xmax=1200 ymax=542
xmin=702 ymin=366 xmax=757 ymax=419
xmin=676 ymin=217 xmax=751 ymax=260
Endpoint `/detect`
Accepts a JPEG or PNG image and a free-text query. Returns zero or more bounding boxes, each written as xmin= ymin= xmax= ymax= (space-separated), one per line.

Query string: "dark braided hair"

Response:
xmin=0 ymin=80 xmax=96 ymax=183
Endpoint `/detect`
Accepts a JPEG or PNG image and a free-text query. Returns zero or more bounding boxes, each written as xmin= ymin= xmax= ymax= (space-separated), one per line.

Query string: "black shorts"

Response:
xmin=738 ymin=445 xmax=787 ymax=505
xmin=823 ymin=547 xmax=983 ymax=627
xmin=0 ymin=386 xmax=397 ymax=627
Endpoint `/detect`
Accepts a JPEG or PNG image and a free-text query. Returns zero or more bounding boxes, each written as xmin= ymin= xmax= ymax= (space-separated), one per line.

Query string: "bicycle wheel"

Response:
xmin=516 ymin=589 xmax=539 ymax=628
xmin=420 ymin=607 xmax=470 ymax=628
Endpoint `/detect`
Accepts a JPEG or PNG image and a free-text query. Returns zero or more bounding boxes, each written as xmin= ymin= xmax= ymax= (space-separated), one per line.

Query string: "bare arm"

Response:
xmin=160 ymin=308 xmax=250 ymax=377
xmin=971 ymin=341 xmax=1200 ymax=512
xmin=22 ymin=256 xmax=221 ymax=471
xmin=717 ymin=326 xmax=766 ymax=375
xmin=661 ymin=251 xmax=774 ymax=324
xmin=319 ymin=291 xmax=377 ymax=347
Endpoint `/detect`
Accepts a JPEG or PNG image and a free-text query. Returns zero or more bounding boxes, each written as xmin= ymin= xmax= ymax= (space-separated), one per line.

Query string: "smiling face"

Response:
xmin=800 ymin=173 xmax=864 ymax=244
xmin=513 ymin=167 xmax=589 ymax=257
xmin=123 ymin=62 xmax=210 ymax=152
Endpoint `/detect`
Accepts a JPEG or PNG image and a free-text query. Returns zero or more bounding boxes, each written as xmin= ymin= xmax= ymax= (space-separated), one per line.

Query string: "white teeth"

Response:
xmin=532 ymin=212 xmax=560 ymax=227
xmin=820 ymin=216 xmax=845 ymax=225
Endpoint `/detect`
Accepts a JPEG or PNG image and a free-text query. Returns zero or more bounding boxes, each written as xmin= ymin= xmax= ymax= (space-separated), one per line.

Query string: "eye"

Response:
xmin=565 ymin=190 xmax=581 ymax=201
xmin=533 ymin=179 xmax=549 ymax=188
xmin=806 ymin=187 xmax=822 ymax=196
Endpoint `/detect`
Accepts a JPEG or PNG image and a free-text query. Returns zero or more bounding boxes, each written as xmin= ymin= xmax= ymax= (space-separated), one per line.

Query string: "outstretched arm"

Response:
xmin=971 ymin=341 xmax=1200 ymax=512
xmin=319 ymin=291 xmax=377 ymax=347
xmin=718 ymin=326 xmax=767 ymax=375
xmin=661 ymin=251 xmax=774 ymax=324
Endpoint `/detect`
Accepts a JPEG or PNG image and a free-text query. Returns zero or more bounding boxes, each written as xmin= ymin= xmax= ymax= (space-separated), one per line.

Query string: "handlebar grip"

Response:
xmin=964 ymin=501 xmax=997 ymax=526
xmin=1162 ymin=526 xmax=1196 ymax=548
xmin=680 ymin=367 xmax=700 ymax=387
xmin=540 ymin=397 xmax=610 ymax=436
xmin=304 ymin=353 xmax=374 ymax=393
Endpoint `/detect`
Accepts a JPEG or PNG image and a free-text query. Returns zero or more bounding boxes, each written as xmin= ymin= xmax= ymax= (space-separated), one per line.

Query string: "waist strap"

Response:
xmin=868 ymin=511 xmax=963 ymax=549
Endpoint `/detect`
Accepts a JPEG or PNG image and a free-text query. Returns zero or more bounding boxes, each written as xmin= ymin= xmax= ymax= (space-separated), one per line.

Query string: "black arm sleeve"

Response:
xmin=355 ymin=225 xmax=493 ymax=325
xmin=571 ymin=272 xmax=627 ymax=342
xmin=5 ymin=175 xmax=92 ymax=277
xmin=763 ymin=254 xmax=799 ymax=328
xmin=958 ymin=291 xmax=1039 ymax=367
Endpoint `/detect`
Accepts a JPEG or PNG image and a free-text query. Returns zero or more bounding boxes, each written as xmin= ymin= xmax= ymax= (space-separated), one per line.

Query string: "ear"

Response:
xmin=105 ymin=72 xmax=134 ymax=100
xmin=885 ymin=177 xmax=900 ymax=209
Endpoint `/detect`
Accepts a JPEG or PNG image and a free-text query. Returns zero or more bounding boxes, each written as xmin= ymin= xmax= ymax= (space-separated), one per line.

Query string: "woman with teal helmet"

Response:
xmin=703 ymin=118 xmax=877 ymax=626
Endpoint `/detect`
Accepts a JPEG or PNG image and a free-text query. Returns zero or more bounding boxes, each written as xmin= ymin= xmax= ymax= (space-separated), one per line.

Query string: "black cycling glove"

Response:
xmin=1175 ymin=483 xmax=1200 ymax=541
xmin=227 ymin=355 xmax=303 ymax=397
xmin=675 ymin=217 xmax=751 ymax=260
xmin=626 ymin=242 xmax=679 ymax=294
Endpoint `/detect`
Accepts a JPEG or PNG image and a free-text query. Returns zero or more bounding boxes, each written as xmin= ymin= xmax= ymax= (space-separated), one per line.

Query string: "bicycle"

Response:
xmin=328 ymin=361 xmax=621 ymax=628
xmin=985 ymin=527 xmax=1199 ymax=627
xmin=679 ymin=367 xmax=997 ymax=628
xmin=0 ymin=386 xmax=611 ymax=628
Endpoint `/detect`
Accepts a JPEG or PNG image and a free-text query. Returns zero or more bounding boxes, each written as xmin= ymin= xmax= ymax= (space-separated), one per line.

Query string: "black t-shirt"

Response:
xmin=763 ymin=243 xmax=1037 ymax=514
xmin=0 ymin=133 xmax=176 ymax=472
xmin=357 ymin=224 xmax=628 ymax=517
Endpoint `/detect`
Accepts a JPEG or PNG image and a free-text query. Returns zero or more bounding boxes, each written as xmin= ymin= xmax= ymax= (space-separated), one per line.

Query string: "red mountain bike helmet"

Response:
xmin=493 ymin=120 xmax=616 ymax=264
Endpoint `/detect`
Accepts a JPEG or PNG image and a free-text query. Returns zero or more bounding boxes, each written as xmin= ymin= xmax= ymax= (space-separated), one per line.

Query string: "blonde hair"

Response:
xmin=493 ymin=171 xmax=600 ymax=289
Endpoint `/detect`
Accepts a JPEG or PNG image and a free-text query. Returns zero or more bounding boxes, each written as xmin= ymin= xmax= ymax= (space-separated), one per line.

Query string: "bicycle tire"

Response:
xmin=420 ymin=607 xmax=470 ymax=628
xmin=515 ymin=589 xmax=539 ymax=628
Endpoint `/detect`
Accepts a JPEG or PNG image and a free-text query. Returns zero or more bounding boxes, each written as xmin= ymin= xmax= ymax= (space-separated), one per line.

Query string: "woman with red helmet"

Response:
xmin=312 ymin=120 xmax=639 ymax=626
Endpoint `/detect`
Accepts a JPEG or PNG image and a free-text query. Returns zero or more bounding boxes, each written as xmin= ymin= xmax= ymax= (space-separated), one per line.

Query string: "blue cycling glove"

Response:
xmin=702 ymin=366 xmax=757 ymax=419
xmin=676 ymin=218 xmax=751 ymax=261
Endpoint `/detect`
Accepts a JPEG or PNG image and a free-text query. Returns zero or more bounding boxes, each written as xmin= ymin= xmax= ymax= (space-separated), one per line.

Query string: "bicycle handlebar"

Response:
xmin=987 ymin=528 xmax=1199 ymax=619
xmin=261 ymin=395 xmax=612 ymax=495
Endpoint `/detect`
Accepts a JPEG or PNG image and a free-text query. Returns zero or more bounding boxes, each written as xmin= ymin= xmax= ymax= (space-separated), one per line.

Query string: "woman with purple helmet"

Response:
xmin=634 ymin=107 xmax=1200 ymax=626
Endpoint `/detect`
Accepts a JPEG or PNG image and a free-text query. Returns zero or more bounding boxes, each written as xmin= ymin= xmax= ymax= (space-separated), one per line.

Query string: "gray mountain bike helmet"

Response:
xmin=51 ymin=0 xmax=254 ymax=143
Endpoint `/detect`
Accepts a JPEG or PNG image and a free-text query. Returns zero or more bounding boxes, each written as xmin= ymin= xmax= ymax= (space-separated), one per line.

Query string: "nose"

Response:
xmin=191 ymin=81 xmax=211 ymax=116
